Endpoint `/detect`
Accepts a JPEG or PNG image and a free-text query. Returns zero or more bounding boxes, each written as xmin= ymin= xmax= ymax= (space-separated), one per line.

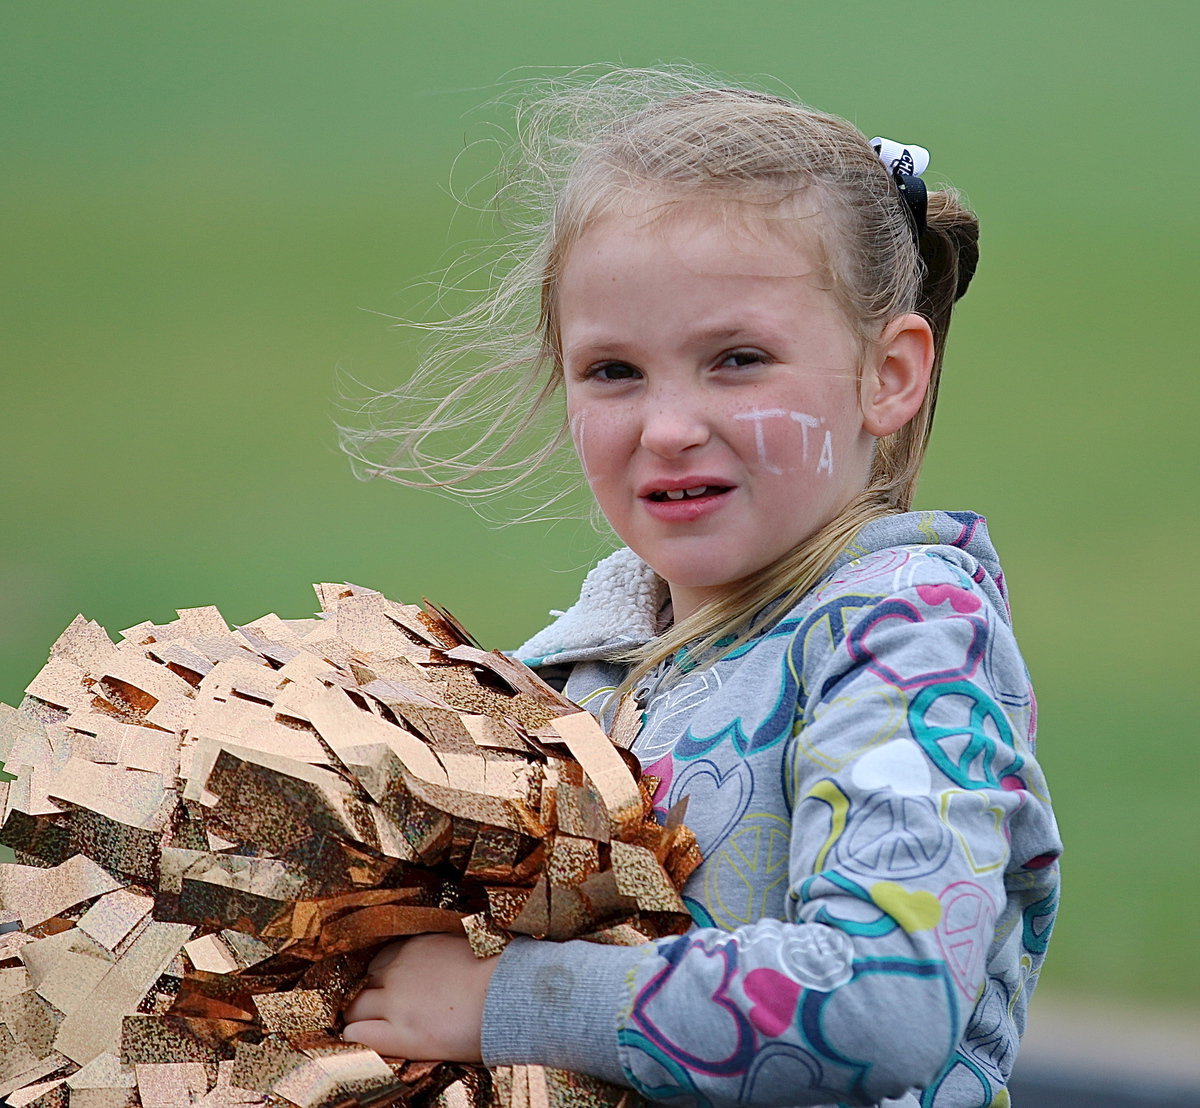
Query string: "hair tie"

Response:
xmin=870 ymin=137 xmax=929 ymax=245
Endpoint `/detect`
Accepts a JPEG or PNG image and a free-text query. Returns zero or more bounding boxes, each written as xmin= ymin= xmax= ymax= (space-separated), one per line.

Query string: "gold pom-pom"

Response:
xmin=0 ymin=584 xmax=699 ymax=1108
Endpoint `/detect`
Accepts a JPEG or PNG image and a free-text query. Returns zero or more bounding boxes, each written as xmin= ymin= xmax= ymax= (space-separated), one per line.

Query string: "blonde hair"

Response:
xmin=342 ymin=67 xmax=980 ymax=690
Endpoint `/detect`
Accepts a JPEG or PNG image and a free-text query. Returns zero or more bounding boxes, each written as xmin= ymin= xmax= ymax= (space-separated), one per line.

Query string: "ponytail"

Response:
xmin=919 ymin=189 xmax=980 ymax=367
xmin=866 ymin=188 xmax=980 ymax=513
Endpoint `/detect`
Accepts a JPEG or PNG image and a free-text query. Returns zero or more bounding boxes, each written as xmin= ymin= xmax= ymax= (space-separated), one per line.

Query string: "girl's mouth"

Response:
xmin=646 ymin=485 xmax=732 ymax=502
xmin=641 ymin=483 xmax=734 ymax=523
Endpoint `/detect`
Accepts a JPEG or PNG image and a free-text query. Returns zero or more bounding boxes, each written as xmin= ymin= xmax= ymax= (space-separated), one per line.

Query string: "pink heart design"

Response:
xmin=851 ymin=599 xmax=982 ymax=688
xmin=917 ymin=583 xmax=981 ymax=614
xmin=742 ymin=968 xmax=802 ymax=1038
xmin=643 ymin=752 xmax=674 ymax=817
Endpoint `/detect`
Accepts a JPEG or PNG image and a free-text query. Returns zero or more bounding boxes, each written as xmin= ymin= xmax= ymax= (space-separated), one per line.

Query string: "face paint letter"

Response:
xmin=788 ymin=411 xmax=822 ymax=462
xmin=733 ymin=408 xmax=788 ymax=475
xmin=817 ymin=429 xmax=834 ymax=476
xmin=569 ymin=412 xmax=593 ymax=479
xmin=734 ymin=409 xmax=828 ymax=474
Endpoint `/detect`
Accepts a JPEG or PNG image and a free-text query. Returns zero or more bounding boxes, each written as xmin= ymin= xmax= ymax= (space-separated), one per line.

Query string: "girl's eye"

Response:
xmin=718 ymin=349 xmax=767 ymax=369
xmin=587 ymin=362 xmax=641 ymax=382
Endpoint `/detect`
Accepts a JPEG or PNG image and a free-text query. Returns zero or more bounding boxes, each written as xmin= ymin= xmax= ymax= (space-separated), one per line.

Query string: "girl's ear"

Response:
xmin=861 ymin=313 xmax=935 ymax=437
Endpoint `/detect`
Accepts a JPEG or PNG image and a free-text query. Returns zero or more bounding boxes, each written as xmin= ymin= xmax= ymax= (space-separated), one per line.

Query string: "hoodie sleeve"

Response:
xmin=482 ymin=569 xmax=1061 ymax=1108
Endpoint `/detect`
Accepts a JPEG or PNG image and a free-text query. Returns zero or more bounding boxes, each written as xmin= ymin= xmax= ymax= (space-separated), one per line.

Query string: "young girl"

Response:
xmin=341 ymin=71 xmax=1061 ymax=1108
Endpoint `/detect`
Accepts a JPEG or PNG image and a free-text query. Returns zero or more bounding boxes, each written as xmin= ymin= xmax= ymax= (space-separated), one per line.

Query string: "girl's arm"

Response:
xmin=479 ymin=567 xmax=1061 ymax=1107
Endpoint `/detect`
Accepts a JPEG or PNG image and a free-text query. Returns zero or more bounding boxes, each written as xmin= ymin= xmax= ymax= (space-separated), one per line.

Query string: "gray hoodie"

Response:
xmin=483 ymin=510 xmax=1062 ymax=1108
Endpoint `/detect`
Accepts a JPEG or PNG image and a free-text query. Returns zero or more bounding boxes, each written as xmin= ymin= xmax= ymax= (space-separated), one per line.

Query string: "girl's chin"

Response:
xmin=652 ymin=562 xmax=767 ymax=602
xmin=618 ymin=531 xmax=790 ymax=600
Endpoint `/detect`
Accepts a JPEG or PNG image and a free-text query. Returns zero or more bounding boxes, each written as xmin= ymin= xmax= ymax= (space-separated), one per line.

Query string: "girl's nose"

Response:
xmin=638 ymin=395 xmax=711 ymax=458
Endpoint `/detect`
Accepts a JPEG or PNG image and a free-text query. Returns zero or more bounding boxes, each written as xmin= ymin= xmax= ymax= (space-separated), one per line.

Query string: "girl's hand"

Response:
xmin=342 ymin=933 xmax=499 ymax=1062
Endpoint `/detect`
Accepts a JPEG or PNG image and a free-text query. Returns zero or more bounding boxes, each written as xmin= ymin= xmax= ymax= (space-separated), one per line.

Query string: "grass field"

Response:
xmin=2 ymin=2 xmax=1197 ymax=1011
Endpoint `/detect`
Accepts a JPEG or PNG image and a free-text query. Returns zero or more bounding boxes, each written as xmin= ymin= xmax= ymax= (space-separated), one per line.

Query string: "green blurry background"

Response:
xmin=2 ymin=0 xmax=1196 ymax=1022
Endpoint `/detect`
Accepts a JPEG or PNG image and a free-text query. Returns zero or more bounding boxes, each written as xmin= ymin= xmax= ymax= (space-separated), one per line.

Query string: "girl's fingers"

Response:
xmin=339 ymin=935 xmax=491 ymax=1064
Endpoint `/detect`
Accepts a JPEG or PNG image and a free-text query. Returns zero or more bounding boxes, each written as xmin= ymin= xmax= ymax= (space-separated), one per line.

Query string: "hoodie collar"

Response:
xmin=516 ymin=510 xmax=1006 ymax=668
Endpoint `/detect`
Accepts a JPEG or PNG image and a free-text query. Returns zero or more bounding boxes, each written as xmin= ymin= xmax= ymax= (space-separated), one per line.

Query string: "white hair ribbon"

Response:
xmin=870 ymin=137 xmax=930 ymax=178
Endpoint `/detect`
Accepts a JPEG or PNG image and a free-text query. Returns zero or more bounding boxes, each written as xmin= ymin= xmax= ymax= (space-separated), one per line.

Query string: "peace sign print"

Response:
xmin=703 ymin=813 xmax=793 ymax=927
xmin=908 ymin=681 xmax=1023 ymax=790
xmin=833 ymin=792 xmax=954 ymax=880
xmin=936 ymin=880 xmax=997 ymax=1001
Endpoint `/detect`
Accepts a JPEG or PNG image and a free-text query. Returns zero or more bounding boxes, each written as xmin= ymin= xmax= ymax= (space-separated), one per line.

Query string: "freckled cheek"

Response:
xmin=568 ymin=407 xmax=634 ymax=485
